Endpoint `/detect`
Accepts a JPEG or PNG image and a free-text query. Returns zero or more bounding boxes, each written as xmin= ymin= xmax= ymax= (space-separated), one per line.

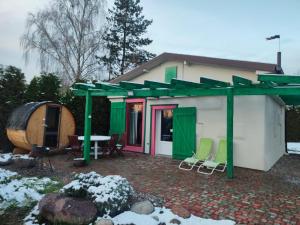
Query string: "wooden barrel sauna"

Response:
xmin=6 ymin=101 xmax=75 ymax=152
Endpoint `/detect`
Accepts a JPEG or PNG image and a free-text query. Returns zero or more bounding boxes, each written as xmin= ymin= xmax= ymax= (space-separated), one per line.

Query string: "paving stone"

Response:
xmin=12 ymin=152 xmax=300 ymax=225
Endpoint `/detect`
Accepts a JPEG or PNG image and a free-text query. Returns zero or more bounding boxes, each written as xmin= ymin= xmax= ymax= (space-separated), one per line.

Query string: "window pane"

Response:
xmin=161 ymin=109 xmax=173 ymax=142
xmin=128 ymin=103 xmax=143 ymax=146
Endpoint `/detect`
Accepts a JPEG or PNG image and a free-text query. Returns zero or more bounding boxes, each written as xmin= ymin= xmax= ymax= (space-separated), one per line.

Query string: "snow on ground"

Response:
xmin=0 ymin=168 xmax=58 ymax=212
xmin=0 ymin=153 xmax=34 ymax=163
xmin=287 ymin=142 xmax=300 ymax=154
xmin=108 ymin=207 xmax=235 ymax=225
xmin=0 ymin=153 xmax=12 ymax=163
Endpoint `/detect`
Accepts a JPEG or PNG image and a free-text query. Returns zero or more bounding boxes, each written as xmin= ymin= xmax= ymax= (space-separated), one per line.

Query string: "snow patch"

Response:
xmin=0 ymin=153 xmax=12 ymax=163
xmin=287 ymin=142 xmax=300 ymax=154
xmin=106 ymin=207 xmax=235 ymax=225
xmin=0 ymin=168 xmax=57 ymax=212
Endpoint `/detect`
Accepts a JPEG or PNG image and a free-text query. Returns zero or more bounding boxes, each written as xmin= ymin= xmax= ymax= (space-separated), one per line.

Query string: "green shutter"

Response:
xmin=172 ymin=107 xmax=196 ymax=160
xmin=109 ymin=102 xmax=126 ymax=135
xmin=165 ymin=66 xmax=177 ymax=83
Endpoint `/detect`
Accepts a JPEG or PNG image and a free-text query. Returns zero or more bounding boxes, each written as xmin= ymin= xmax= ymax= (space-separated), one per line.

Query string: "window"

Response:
xmin=161 ymin=109 xmax=173 ymax=142
xmin=165 ymin=66 xmax=177 ymax=83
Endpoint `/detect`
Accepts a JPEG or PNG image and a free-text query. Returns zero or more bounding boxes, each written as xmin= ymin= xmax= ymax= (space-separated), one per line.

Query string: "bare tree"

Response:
xmin=21 ymin=0 xmax=106 ymax=84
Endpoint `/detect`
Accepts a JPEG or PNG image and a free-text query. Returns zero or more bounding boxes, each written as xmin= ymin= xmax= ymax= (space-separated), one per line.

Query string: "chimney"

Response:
xmin=277 ymin=51 xmax=281 ymax=68
xmin=276 ymin=51 xmax=283 ymax=74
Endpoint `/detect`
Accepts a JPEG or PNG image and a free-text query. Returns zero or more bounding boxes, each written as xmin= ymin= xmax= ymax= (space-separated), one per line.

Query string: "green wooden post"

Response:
xmin=83 ymin=90 xmax=92 ymax=163
xmin=226 ymin=88 xmax=234 ymax=178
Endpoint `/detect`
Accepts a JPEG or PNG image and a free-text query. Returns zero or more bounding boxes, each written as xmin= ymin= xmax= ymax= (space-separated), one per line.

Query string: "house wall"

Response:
xmin=145 ymin=95 xmax=284 ymax=171
xmin=264 ymin=97 xmax=286 ymax=171
xmin=130 ymin=61 xmax=264 ymax=84
xmin=108 ymin=94 xmax=285 ymax=171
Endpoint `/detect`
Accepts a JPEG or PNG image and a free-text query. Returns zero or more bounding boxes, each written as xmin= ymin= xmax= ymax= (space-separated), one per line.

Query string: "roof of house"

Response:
xmin=111 ymin=52 xmax=279 ymax=83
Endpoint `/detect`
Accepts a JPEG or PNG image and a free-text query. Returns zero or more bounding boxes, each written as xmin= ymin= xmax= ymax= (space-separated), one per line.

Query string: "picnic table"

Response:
xmin=78 ymin=135 xmax=111 ymax=159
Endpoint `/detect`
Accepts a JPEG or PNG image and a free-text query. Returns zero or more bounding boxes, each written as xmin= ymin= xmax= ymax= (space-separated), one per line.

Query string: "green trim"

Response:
xmin=72 ymin=89 xmax=87 ymax=96
xmin=234 ymin=87 xmax=300 ymax=96
xmin=258 ymin=74 xmax=300 ymax=84
xmin=74 ymin=83 xmax=95 ymax=90
xmin=95 ymin=82 xmax=122 ymax=90
xmin=144 ymin=80 xmax=171 ymax=89
xmin=165 ymin=66 xmax=177 ymax=83
xmin=120 ymin=81 xmax=145 ymax=90
xmin=200 ymin=77 xmax=230 ymax=87
xmin=171 ymin=79 xmax=210 ymax=89
xmin=232 ymin=76 xmax=252 ymax=86
xmin=109 ymin=102 xmax=126 ymax=135
xmin=226 ymin=88 xmax=234 ymax=178
xmin=83 ymin=90 xmax=92 ymax=163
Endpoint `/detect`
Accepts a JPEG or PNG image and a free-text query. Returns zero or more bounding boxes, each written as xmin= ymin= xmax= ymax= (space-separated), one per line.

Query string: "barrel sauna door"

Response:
xmin=44 ymin=105 xmax=61 ymax=147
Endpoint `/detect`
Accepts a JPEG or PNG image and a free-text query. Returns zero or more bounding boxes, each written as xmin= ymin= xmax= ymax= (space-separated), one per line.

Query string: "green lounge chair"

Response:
xmin=197 ymin=139 xmax=227 ymax=175
xmin=178 ymin=138 xmax=213 ymax=171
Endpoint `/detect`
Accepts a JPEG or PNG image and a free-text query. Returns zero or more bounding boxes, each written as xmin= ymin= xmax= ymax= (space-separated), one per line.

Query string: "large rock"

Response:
xmin=38 ymin=193 xmax=97 ymax=225
xmin=131 ymin=200 xmax=154 ymax=215
xmin=62 ymin=172 xmax=134 ymax=217
xmin=171 ymin=205 xmax=191 ymax=219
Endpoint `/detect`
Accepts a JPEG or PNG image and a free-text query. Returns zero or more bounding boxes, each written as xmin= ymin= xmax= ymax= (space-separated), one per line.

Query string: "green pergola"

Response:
xmin=72 ymin=74 xmax=300 ymax=179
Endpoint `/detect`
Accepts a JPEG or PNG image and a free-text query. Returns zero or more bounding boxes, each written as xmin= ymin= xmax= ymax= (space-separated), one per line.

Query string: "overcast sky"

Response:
xmin=0 ymin=0 xmax=299 ymax=82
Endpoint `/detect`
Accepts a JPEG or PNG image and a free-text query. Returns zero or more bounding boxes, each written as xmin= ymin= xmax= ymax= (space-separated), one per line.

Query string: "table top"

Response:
xmin=78 ymin=135 xmax=111 ymax=141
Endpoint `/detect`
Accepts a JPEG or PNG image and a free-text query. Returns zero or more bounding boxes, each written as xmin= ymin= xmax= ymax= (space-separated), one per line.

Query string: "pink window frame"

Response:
xmin=124 ymin=98 xmax=145 ymax=152
xmin=151 ymin=105 xmax=177 ymax=156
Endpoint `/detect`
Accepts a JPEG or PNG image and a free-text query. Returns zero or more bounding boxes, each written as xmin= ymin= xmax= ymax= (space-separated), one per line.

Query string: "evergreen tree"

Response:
xmin=25 ymin=76 xmax=40 ymax=102
xmin=0 ymin=66 xmax=26 ymax=150
xmin=25 ymin=73 xmax=61 ymax=102
xmin=100 ymin=0 xmax=155 ymax=78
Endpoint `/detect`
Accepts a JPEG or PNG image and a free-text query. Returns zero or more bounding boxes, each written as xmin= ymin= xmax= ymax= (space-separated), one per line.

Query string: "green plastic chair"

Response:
xmin=179 ymin=138 xmax=213 ymax=171
xmin=197 ymin=139 xmax=227 ymax=175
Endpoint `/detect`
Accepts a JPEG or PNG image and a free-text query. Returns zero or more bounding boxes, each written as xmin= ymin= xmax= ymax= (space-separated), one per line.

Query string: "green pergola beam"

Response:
xmin=233 ymin=76 xmax=252 ymax=86
xmin=133 ymin=88 xmax=170 ymax=97
xmin=234 ymin=87 xmax=300 ymax=96
xmin=280 ymin=95 xmax=300 ymax=105
xmin=95 ymin=82 xmax=123 ymax=90
xmin=226 ymin=88 xmax=234 ymax=179
xmin=200 ymin=77 xmax=230 ymax=87
xmin=119 ymin=81 xmax=145 ymax=90
xmin=133 ymin=87 xmax=228 ymax=97
xmin=144 ymin=80 xmax=171 ymax=89
xmin=258 ymin=74 xmax=300 ymax=84
xmin=90 ymin=90 xmax=128 ymax=96
xmin=72 ymin=89 xmax=87 ymax=96
xmin=171 ymin=79 xmax=210 ymax=89
xmin=83 ymin=90 xmax=92 ymax=163
xmin=73 ymin=83 xmax=95 ymax=90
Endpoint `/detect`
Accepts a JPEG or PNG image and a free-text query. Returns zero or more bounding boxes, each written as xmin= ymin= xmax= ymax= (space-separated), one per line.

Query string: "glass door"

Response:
xmin=127 ymin=102 xmax=143 ymax=146
xmin=125 ymin=100 xmax=145 ymax=152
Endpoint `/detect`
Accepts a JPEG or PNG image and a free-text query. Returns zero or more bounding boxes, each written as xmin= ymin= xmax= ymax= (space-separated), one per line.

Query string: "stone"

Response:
xmin=171 ymin=206 xmax=191 ymax=219
xmin=63 ymin=172 xmax=134 ymax=217
xmin=170 ymin=218 xmax=181 ymax=224
xmin=38 ymin=193 xmax=97 ymax=225
xmin=130 ymin=200 xmax=154 ymax=215
xmin=95 ymin=218 xmax=114 ymax=225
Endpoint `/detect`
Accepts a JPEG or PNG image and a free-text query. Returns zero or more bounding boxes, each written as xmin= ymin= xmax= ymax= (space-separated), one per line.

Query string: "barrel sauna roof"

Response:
xmin=6 ymin=101 xmax=51 ymax=130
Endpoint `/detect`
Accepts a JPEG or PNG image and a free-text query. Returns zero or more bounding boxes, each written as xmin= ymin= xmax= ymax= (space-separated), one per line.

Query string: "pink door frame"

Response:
xmin=150 ymin=105 xmax=177 ymax=156
xmin=124 ymin=98 xmax=145 ymax=152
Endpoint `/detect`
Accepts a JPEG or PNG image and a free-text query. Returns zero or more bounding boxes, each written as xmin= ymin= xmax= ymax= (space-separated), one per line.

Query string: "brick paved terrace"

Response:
xmin=8 ymin=152 xmax=300 ymax=225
